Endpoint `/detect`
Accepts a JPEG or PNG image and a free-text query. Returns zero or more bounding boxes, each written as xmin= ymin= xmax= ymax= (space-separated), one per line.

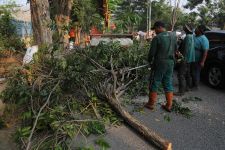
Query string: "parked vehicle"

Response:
xmin=202 ymin=31 xmax=225 ymax=88
xmin=205 ymin=30 xmax=225 ymax=48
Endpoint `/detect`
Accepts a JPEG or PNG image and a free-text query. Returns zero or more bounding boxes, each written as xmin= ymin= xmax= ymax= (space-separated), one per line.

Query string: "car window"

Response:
xmin=205 ymin=33 xmax=225 ymax=41
xmin=205 ymin=32 xmax=225 ymax=48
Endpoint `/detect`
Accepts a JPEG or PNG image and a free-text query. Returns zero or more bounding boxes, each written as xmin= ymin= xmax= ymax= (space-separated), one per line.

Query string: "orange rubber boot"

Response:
xmin=162 ymin=92 xmax=173 ymax=112
xmin=145 ymin=92 xmax=157 ymax=110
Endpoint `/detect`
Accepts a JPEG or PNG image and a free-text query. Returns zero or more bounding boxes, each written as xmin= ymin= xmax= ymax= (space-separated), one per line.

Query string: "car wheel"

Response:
xmin=207 ymin=64 xmax=225 ymax=88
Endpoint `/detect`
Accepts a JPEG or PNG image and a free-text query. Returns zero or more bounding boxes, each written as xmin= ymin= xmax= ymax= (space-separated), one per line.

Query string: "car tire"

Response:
xmin=206 ymin=63 xmax=225 ymax=88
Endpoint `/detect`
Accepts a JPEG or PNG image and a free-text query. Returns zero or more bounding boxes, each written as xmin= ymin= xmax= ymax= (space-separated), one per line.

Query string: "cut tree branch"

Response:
xmin=110 ymin=55 xmax=118 ymax=94
xmin=101 ymin=91 xmax=172 ymax=150
xmin=26 ymin=81 xmax=60 ymax=150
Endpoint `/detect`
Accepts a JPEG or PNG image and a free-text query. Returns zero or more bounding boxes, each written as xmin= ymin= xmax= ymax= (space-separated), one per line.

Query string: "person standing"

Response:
xmin=175 ymin=24 xmax=195 ymax=96
xmin=192 ymin=25 xmax=209 ymax=90
xmin=145 ymin=21 xmax=177 ymax=112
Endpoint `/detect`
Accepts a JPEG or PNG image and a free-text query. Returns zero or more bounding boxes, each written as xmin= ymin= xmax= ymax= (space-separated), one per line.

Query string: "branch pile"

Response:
xmin=2 ymin=41 xmax=171 ymax=149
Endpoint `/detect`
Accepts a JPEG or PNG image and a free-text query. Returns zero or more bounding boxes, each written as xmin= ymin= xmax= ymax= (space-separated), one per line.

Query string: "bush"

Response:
xmin=0 ymin=7 xmax=25 ymax=51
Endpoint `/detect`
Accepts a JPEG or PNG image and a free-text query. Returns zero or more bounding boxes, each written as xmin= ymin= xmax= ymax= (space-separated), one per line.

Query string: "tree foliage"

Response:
xmin=185 ymin=0 xmax=225 ymax=29
xmin=113 ymin=0 xmax=188 ymax=32
xmin=213 ymin=0 xmax=225 ymax=29
xmin=151 ymin=0 xmax=173 ymax=28
xmin=0 ymin=3 xmax=25 ymax=50
xmin=71 ymin=0 xmax=103 ymax=32
xmin=184 ymin=0 xmax=210 ymax=10
xmin=114 ymin=0 xmax=144 ymax=33
xmin=108 ymin=0 xmax=123 ymax=13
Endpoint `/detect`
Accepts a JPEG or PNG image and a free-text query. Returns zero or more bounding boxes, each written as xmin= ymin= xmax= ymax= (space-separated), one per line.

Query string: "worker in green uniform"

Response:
xmin=175 ymin=24 xmax=195 ymax=96
xmin=145 ymin=21 xmax=177 ymax=112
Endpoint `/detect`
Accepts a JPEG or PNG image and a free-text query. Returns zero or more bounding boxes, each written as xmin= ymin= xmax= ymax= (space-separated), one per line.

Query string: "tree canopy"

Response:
xmin=185 ymin=0 xmax=225 ymax=29
xmin=0 ymin=2 xmax=24 ymax=50
xmin=27 ymin=0 xmax=225 ymax=46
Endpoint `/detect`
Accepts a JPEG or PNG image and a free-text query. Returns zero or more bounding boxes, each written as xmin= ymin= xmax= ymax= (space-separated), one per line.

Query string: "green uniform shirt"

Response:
xmin=181 ymin=34 xmax=195 ymax=63
xmin=194 ymin=35 xmax=209 ymax=62
xmin=148 ymin=31 xmax=176 ymax=92
xmin=148 ymin=31 xmax=177 ymax=64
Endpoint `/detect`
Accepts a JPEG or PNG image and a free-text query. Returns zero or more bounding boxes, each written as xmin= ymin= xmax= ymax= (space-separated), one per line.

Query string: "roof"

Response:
xmin=205 ymin=30 xmax=225 ymax=34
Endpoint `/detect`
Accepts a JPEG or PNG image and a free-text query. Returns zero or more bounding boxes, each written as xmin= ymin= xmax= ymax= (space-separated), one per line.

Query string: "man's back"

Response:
xmin=148 ymin=31 xmax=177 ymax=63
xmin=145 ymin=21 xmax=175 ymax=113
xmin=183 ymin=34 xmax=195 ymax=63
xmin=194 ymin=35 xmax=209 ymax=62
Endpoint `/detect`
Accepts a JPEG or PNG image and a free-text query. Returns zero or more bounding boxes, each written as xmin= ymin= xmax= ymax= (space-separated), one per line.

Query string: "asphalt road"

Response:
xmin=102 ymin=82 xmax=225 ymax=150
xmin=70 ymin=81 xmax=225 ymax=150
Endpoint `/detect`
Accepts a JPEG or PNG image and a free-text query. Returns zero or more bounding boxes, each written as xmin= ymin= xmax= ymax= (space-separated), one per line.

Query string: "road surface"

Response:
xmin=1 ymin=81 xmax=225 ymax=150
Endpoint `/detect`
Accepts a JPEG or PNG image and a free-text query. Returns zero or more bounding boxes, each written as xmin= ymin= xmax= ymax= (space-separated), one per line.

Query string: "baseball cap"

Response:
xmin=184 ymin=24 xmax=194 ymax=33
xmin=151 ymin=21 xmax=165 ymax=30
xmin=197 ymin=25 xmax=211 ymax=34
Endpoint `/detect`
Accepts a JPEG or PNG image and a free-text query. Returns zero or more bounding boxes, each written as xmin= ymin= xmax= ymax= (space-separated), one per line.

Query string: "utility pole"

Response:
xmin=147 ymin=1 xmax=149 ymax=32
xmin=149 ymin=0 xmax=151 ymax=30
xmin=147 ymin=0 xmax=152 ymax=32
xmin=103 ymin=0 xmax=109 ymax=29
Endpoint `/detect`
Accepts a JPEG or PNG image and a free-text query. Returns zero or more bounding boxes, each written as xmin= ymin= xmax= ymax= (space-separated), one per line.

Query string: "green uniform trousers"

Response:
xmin=149 ymin=60 xmax=174 ymax=92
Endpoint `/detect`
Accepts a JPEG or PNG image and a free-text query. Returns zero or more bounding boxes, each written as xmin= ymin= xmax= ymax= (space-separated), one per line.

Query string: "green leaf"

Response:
xmin=164 ymin=115 xmax=171 ymax=122
xmin=86 ymin=121 xmax=106 ymax=135
xmin=21 ymin=111 xmax=32 ymax=120
xmin=95 ymin=138 xmax=111 ymax=150
xmin=78 ymin=146 xmax=94 ymax=150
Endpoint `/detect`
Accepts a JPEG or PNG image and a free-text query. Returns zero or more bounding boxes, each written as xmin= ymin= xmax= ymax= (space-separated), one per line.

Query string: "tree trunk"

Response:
xmin=30 ymin=0 xmax=52 ymax=46
xmin=75 ymin=26 xmax=81 ymax=46
xmin=52 ymin=0 xmax=72 ymax=48
xmin=85 ymin=55 xmax=172 ymax=150
xmin=170 ymin=0 xmax=181 ymax=31
xmin=96 ymin=81 xmax=172 ymax=150
xmin=105 ymin=95 xmax=172 ymax=150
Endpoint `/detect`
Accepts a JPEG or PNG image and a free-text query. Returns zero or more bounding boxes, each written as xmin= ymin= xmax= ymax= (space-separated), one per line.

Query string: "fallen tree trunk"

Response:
xmin=85 ymin=54 xmax=172 ymax=150
xmin=105 ymin=94 xmax=172 ymax=150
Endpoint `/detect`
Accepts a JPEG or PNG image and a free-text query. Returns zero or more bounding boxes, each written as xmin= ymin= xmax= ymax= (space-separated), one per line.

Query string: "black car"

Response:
xmin=202 ymin=31 xmax=225 ymax=88
xmin=205 ymin=30 xmax=225 ymax=48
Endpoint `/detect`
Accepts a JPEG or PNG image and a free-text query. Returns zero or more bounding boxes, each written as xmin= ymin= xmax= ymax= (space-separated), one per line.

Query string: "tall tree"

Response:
xmin=71 ymin=0 xmax=102 ymax=32
xmin=108 ymin=0 xmax=123 ymax=13
xmin=170 ymin=0 xmax=181 ymax=31
xmin=214 ymin=0 xmax=225 ymax=29
xmin=70 ymin=0 xmax=102 ymax=46
xmin=176 ymin=11 xmax=198 ymax=27
xmin=197 ymin=4 xmax=214 ymax=25
xmin=30 ymin=0 xmax=52 ymax=46
xmin=184 ymin=0 xmax=210 ymax=10
xmin=114 ymin=0 xmax=144 ymax=33
xmin=30 ymin=0 xmax=73 ymax=47
xmin=49 ymin=0 xmax=72 ymax=44
xmin=0 ymin=3 xmax=24 ymax=50
xmin=137 ymin=0 xmax=183 ymax=31
xmin=185 ymin=0 xmax=225 ymax=29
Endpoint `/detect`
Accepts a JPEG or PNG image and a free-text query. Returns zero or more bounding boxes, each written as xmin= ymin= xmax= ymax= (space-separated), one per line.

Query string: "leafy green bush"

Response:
xmin=0 ymin=6 xmax=25 ymax=51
